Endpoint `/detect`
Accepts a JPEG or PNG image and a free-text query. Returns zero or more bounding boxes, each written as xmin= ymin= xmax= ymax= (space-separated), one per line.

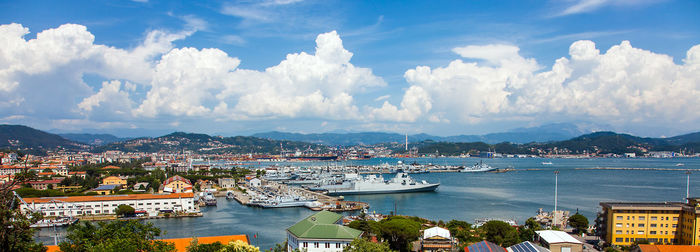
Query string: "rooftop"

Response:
xmin=508 ymin=241 xmax=551 ymax=252
xmin=45 ymin=234 xmax=248 ymax=252
xmin=22 ymin=192 xmax=194 ymax=204
xmin=535 ymin=230 xmax=582 ymax=244
xmin=636 ymin=245 xmax=700 ymax=252
xmin=287 ymin=210 xmax=362 ymax=240
xmin=465 ymin=240 xmax=506 ymax=252
xmin=424 ymin=226 xmax=451 ymax=240
xmin=94 ymin=184 xmax=120 ymax=191
xmin=600 ymin=202 xmax=684 ymax=210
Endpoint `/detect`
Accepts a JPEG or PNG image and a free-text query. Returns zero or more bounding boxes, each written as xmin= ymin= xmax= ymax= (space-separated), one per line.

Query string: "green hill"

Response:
xmin=0 ymin=124 xmax=85 ymax=153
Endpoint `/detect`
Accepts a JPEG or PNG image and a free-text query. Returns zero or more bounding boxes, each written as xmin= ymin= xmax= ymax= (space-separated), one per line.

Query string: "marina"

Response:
xmin=35 ymin=157 xmax=700 ymax=249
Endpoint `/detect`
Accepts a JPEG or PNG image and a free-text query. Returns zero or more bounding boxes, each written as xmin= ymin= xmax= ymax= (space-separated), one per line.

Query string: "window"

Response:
xmin=615 ymin=238 xmax=623 ymax=242
xmin=625 ymin=238 xmax=630 ymax=242
xmin=651 ymin=224 xmax=657 ymax=227
xmin=650 ymin=231 xmax=657 ymax=235
xmin=639 ymin=223 xmax=644 ymax=227
xmin=638 ymin=231 xmax=644 ymax=234
xmin=651 ymin=217 xmax=658 ymax=221
xmin=673 ymin=224 xmax=678 ymax=228
xmin=95 ymin=210 xmax=100 ymax=213
xmin=616 ymin=223 xmax=622 ymax=227
xmin=639 ymin=216 xmax=646 ymax=220
xmin=314 ymin=242 xmax=319 ymax=248
xmin=155 ymin=203 xmax=160 ymax=205
xmin=617 ymin=216 xmax=624 ymax=220
xmin=325 ymin=243 xmax=330 ymax=248
xmin=303 ymin=242 xmax=307 ymax=248
xmin=674 ymin=217 xmax=679 ymax=221
xmin=336 ymin=243 xmax=341 ymax=248
xmin=616 ymin=230 xmax=622 ymax=234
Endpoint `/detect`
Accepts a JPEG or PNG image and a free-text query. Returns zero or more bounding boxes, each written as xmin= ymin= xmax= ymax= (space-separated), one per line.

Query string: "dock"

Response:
xmin=229 ymin=180 xmax=368 ymax=212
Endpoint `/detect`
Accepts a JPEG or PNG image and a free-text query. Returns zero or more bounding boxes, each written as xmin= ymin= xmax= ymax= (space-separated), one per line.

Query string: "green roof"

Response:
xmin=287 ymin=211 xmax=363 ymax=240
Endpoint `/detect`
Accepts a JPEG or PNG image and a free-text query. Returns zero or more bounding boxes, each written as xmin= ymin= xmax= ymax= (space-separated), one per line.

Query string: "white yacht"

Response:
xmin=460 ymin=160 xmax=497 ymax=172
xmin=323 ymin=172 xmax=439 ymax=196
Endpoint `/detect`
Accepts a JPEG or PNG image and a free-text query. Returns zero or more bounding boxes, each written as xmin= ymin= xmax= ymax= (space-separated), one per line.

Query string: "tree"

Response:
xmin=115 ymin=204 xmax=135 ymax=217
xmin=186 ymin=238 xmax=224 ymax=252
xmin=0 ymin=171 xmax=46 ymax=252
xmin=218 ymin=240 xmax=259 ymax=252
xmin=378 ymin=216 xmax=421 ymax=252
xmin=482 ymin=220 xmax=521 ymax=247
xmin=59 ymin=220 xmax=175 ymax=252
xmin=344 ymin=238 xmax=394 ymax=252
xmin=568 ymin=213 xmax=589 ymax=235
xmin=519 ymin=218 xmax=542 ymax=242
xmin=446 ymin=220 xmax=480 ymax=245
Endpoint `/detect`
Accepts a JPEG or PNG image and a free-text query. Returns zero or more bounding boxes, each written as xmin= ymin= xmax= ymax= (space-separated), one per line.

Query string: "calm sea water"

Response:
xmin=37 ymin=158 xmax=700 ymax=249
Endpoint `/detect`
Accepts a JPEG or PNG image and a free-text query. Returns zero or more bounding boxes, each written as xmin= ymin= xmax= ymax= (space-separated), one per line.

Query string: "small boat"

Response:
xmin=226 ymin=191 xmax=235 ymax=200
xmin=676 ymin=163 xmax=685 ymax=167
xmin=541 ymin=161 xmax=553 ymax=165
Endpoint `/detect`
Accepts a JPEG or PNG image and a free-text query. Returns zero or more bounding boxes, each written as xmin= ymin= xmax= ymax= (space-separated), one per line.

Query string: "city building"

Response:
xmin=218 ymin=178 xmax=236 ymax=189
xmin=26 ymin=179 xmax=63 ymax=190
xmin=599 ymin=202 xmax=689 ymax=246
xmin=20 ymin=192 xmax=197 ymax=217
xmin=93 ymin=184 xmax=120 ymax=195
xmin=162 ymin=175 xmax=193 ymax=193
xmin=286 ymin=210 xmax=362 ymax=252
xmin=534 ymin=230 xmax=582 ymax=252
xmin=102 ymin=176 xmax=127 ymax=186
xmin=419 ymin=226 xmax=454 ymax=251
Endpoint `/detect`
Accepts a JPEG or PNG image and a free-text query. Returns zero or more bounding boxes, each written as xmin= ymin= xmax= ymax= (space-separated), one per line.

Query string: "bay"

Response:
xmin=37 ymin=158 xmax=700 ymax=250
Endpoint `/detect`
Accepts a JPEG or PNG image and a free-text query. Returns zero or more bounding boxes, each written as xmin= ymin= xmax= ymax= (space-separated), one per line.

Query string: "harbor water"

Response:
xmin=37 ymin=157 xmax=700 ymax=249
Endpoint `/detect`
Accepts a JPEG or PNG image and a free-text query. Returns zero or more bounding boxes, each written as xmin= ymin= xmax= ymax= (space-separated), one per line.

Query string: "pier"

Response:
xmin=229 ymin=180 xmax=368 ymax=212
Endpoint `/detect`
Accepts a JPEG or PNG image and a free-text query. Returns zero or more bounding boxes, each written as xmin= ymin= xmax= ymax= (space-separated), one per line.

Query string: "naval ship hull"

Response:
xmin=326 ymin=183 xmax=439 ymax=196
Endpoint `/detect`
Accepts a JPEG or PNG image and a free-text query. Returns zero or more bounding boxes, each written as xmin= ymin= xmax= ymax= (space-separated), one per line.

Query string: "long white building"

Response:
xmin=20 ymin=193 xmax=197 ymax=217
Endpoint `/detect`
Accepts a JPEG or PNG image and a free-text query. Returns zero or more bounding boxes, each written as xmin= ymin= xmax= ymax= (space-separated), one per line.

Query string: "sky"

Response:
xmin=0 ymin=0 xmax=699 ymax=137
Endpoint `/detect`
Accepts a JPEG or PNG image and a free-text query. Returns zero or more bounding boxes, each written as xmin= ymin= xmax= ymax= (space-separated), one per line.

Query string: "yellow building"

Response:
xmin=162 ymin=175 xmax=192 ymax=193
xmin=600 ymin=199 xmax=700 ymax=246
xmin=102 ymin=176 xmax=127 ymax=185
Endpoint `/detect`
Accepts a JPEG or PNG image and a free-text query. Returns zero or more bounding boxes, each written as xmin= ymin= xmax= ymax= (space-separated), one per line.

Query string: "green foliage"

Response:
xmin=115 ymin=204 xmax=135 ymax=217
xmin=348 ymin=220 xmax=382 ymax=238
xmin=15 ymin=187 xmax=67 ymax=197
xmin=218 ymin=240 xmax=259 ymax=252
xmin=518 ymin=218 xmax=542 ymax=242
xmin=0 ymin=171 xmax=46 ymax=252
xmin=59 ymin=220 xmax=175 ymax=252
xmin=568 ymin=213 xmax=589 ymax=234
xmin=186 ymin=238 xmax=225 ymax=252
xmin=378 ymin=216 xmax=421 ymax=252
xmin=446 ymin=220 xmax=480 ymax=245
xmin=344 ymin=238 xmax=394 ymax=252
xmin=482 ymin=220 xmax=521 ymax=247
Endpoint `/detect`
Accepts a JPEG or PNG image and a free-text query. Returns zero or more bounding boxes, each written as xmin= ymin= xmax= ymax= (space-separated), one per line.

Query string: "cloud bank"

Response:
xmin=0 ymin=22 xmax=699 ymax=135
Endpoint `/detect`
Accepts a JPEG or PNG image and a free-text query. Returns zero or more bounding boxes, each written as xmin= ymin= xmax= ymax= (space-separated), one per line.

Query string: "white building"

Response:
xmin=286 ymin=211 xmax=362 ymax=252
xmin=20 ymin=193 xmax=198 ymax=217
xmin=249 ymin=178 xmax=261 ymax=187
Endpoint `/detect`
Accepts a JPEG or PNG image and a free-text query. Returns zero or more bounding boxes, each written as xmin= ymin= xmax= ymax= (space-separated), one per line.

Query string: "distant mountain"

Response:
xmin=93 ymin=131 xmax=329 ymax=154
xmin=59 ymin=133 xmax=131 ymax=145
xmin=414 ymin=131 xmax=700 ymax=155
xmin=0 ymin=124 xmax=85 ymax=153
xmin=253 ymin=123 xmax=588 ymax=146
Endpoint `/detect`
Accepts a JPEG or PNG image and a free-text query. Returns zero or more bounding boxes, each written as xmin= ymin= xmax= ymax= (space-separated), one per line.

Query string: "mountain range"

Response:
xmin=252 ymin=123 xmax=590 ymax=145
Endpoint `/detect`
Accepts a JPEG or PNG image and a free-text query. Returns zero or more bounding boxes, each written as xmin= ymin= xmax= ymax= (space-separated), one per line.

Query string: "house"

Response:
xmin=196 ymin=179 xmax=215 ymax=190
xmin=507 ymin=241 xmax=551 ymax=252
xmin=162 ymin=175 xmax=193 ymax=193
xmin=465 ymin=240 xmax=506 ymax=252
xmin=286 ymin=210 xmax=362 ymax=252
xmin=102 ymin=165 xmax=121 ymax=170
xmin=93 ymin=184 xmax=121 ymax=195
xmin=102 ymin=176 xmax=127 ymax=186
xmin=534 ymin=230 xmax=583 ymax=252
xmin=26 ymin=179 xmax=63 ymax=190
xmin=67 ymin=171 xmax=87 ymax=179
xmin=420 ymin=226 xmax=455 ymax=251
xmin=218 ymin=178 xmax=236 ymax=189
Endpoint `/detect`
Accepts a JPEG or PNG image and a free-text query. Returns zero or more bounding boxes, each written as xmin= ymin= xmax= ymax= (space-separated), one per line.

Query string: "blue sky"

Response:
xmin=0 ymin=0 xmax=699 ymax=137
